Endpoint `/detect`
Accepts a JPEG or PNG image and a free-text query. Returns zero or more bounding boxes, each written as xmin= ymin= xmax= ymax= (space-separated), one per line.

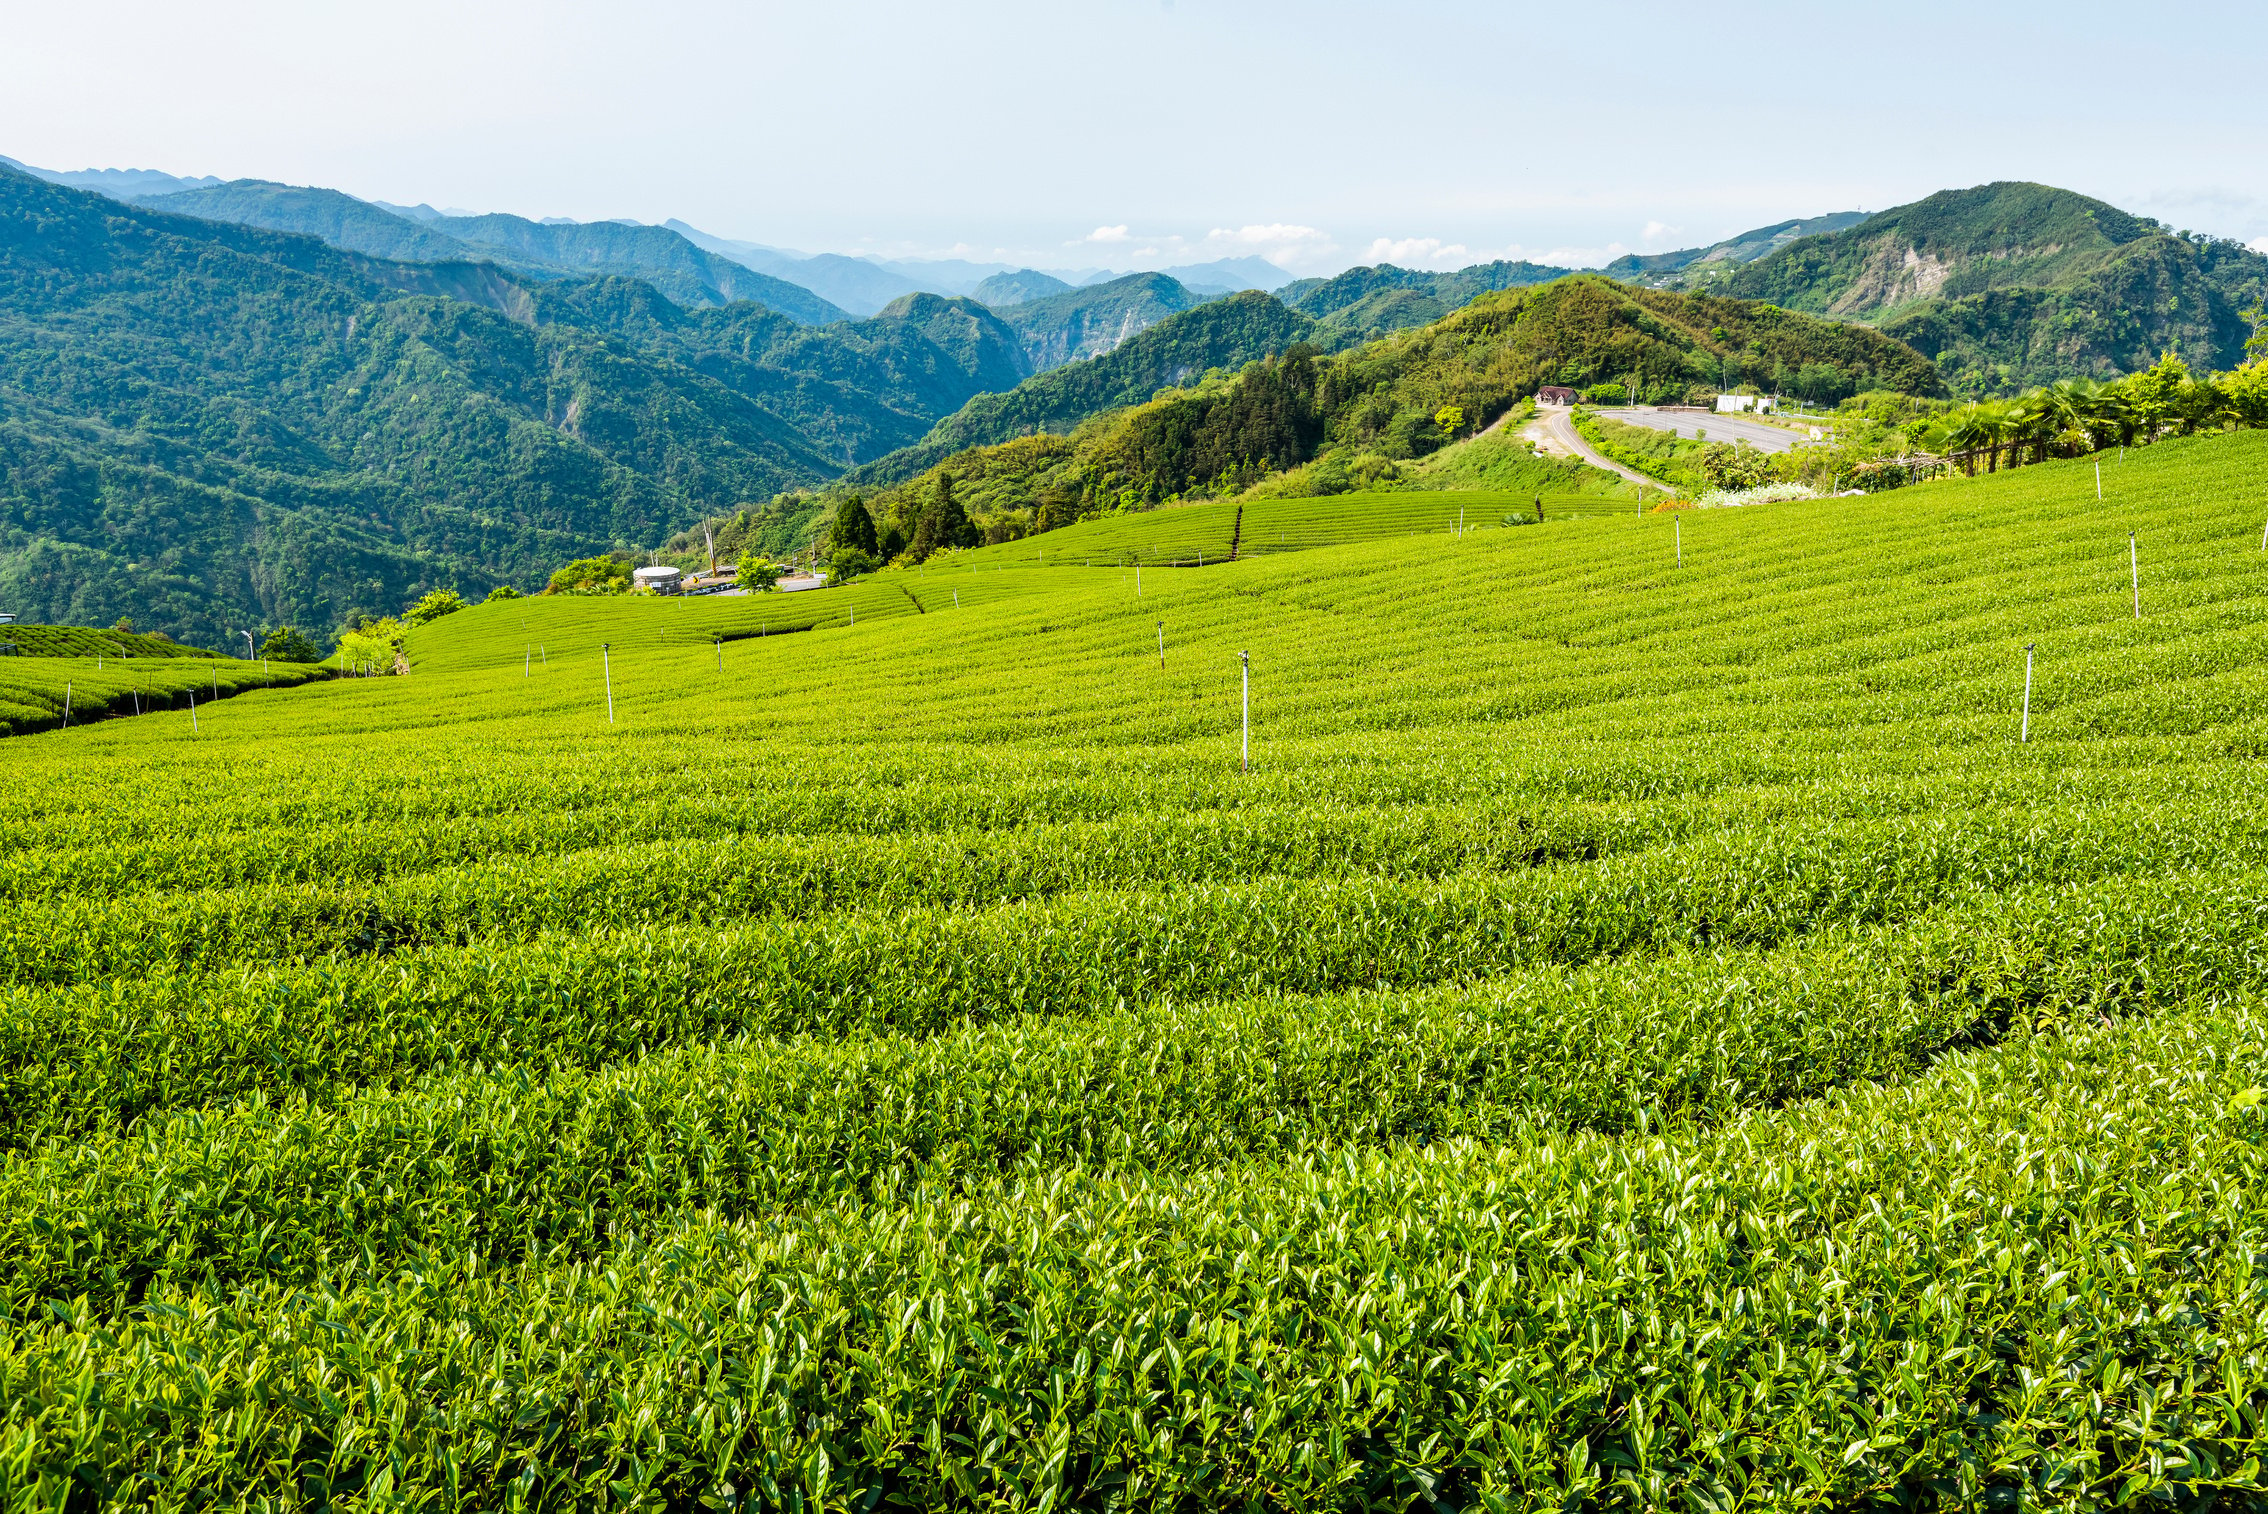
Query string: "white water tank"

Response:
xmin=632 ymin=565 xmax=683 ymax=595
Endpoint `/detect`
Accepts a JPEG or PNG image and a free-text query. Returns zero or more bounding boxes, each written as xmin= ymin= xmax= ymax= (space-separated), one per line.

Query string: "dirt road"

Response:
xmin=1519 ymin=406 xmax=1671 ymax=491
xmin=1603 ymin=406 xmax=1818 ymax=453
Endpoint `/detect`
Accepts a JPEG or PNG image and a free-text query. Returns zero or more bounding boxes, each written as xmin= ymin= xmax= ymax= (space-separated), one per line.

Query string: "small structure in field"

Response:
xmin=1715 ymin=394 xmax=1775 ymax=414
xmin=1537 ymin=386 xmax=1579 ymax=406
xmin=632 ymin=565 xmax=683 ymax=595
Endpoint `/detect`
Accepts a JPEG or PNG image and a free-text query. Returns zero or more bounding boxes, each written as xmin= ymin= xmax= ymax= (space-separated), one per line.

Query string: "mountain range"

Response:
xmin=5 ymin=151 xmax=2261 ymax=643
xmin=1712 ymin=184 xmax=2268 ymax=389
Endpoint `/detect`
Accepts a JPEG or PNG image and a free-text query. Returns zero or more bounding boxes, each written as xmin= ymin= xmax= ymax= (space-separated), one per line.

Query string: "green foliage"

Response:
xmin=826 ymin=545 xmax=878 ymax=582
xmin=256 ymin=625 xmax=323 ymax=663
xmin=1696 ymin=439 xmax=1773 ymax=489
xmin=401 ymin=588 xmax=468 ymax=626
xmin=9 ymin=432 xmax=2268 ymax=1503
xmin=545 ymin=556 xmax=631 ymax=596
xmin=482 ymin=584 xmax=522 ymax=602
xmin=0 ymin=625 xmax=220 ymax=659
xmin=829 ymin=494 xmax=879 ymax=556
xmin=736 ymin=556 xmax=783 ymax=591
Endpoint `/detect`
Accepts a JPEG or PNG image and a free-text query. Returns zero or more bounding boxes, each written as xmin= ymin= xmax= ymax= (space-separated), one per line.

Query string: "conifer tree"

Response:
xmin=833 ymin=494 xmax=879 ymax=556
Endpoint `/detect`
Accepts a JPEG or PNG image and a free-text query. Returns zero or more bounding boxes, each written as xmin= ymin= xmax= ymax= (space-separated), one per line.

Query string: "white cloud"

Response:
xmin=1200 ymin=223 xmax=1336 ymax=269
xmin=1641 ymin=220 xmax=1677 ymax=244
xmin=1363 ymin=236 xmax=1473 ymax=270
xmin=2251 ymin=235 xmax=2268 ymax=253
xmin=1084 ymin=225 xmax=1130 ymax=244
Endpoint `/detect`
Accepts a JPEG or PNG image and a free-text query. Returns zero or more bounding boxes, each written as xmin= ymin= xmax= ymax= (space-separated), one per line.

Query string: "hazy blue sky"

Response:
xmin=6 ymin=0 xmax=2264 ymax=274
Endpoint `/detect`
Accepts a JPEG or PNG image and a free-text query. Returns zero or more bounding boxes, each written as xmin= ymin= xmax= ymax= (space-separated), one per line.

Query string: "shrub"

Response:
xmin=546 ymin=557 xmax=631 ymax=596
xmin=402 ymin=589 xmax=468 ymax=626
xmin=256 ymin=626 xmax=323 ymax=663
xmin=483 ymin=585 xmax=522 ymax=603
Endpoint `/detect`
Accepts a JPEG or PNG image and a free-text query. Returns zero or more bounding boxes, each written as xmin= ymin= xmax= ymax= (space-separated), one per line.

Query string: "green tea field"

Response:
xmin=6 ymin=432 xmax=2268 ymax=1509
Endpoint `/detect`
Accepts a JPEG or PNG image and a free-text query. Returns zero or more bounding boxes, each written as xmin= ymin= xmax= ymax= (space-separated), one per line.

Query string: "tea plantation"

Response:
xmin=5 ymin=432 xmax=2268 ymax=1509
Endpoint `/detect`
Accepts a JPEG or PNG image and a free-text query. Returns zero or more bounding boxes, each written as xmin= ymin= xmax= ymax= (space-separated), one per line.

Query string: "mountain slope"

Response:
xmin=0 ymin=167 xmax=1037 ymax=643
xmin=971 ymin=269 xmax=1073 ymax=306
xmin=139 ymin=181 xmax=483 ymax=265
xmin=0 ymin=155 xmax=221 ymax=200
xmin=988 ymin=273 xmax=1208 ymax=371
xmin=1278 ymin=260 xmax=1575 ymax=343
xmin=140 ymin=182 xmax=848 ymax=323
xmin=1601 ymin=213 xmax=1866 ymax=286
xmin=1716 ymin=183 xmax=2268 ymax=390
xmin=844 ymin=291 xmax=1314 ymax=487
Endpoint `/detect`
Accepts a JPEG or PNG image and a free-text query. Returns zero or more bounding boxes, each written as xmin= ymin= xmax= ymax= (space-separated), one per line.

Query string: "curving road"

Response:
xmin=1519 ymin=406 xmax=1671 ymax=491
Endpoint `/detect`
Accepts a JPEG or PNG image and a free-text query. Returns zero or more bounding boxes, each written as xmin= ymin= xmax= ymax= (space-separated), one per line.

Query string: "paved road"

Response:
xmin=1597 ymin=407 xmax=1821 ymax=454
xmin=1519 ymin=406 xmax=1671 ymax=490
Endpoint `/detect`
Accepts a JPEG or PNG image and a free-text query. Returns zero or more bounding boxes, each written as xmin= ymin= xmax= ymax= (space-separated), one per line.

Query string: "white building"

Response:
xmin=1714 ymin=394 xmax=1776 ymax=415
xmin=631 ymin=565 xmax=683 ymax=595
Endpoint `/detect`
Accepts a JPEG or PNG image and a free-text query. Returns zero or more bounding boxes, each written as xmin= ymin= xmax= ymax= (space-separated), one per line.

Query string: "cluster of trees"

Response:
xmin=826 ymin=476 xmax=979 ymax=578
xmin=1917 ymin=347 xmax=2268 ymax=473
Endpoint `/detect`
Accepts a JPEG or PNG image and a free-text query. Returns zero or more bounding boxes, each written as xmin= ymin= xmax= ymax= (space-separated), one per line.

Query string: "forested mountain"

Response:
xmin=1715 ymin=184 xmax=2268 ymax=391
xmin=842 ymin=274 xmax=1940 ymax=518
xmin=988 ymin=272 xmax=1211 ymax=370
xmin=1277 ymin=260 xmax=1574 ymax=343
xmin=0 ymin=167 xmax=1043 ymax=644
xmin=0 ymin=155 xmax=222 ymax=200
xmin=843 ymin=291 xmax=1316 ymax=487
xmin=971 ymin=269 xmax=1074 ymax=306
xmin=1600 ymin=213 xmax=1866 ymax=286
xmin=139 ymin=181 xmax=849 ymax=323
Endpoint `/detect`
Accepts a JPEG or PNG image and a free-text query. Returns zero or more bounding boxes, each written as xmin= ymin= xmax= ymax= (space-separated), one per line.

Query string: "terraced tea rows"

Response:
xmin=4 ymin=430 xmax=2268 ymax=1508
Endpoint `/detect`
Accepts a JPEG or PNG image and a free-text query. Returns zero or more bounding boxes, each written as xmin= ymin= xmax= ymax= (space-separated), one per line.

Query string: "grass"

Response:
xmin=4 ymin=431 xmax=2268 ymax=1507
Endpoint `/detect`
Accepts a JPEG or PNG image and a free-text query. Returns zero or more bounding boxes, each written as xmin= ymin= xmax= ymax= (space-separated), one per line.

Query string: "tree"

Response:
xmin=832 ymin=494 xmax=879 ymax=556
xmin=912 ymin=473 xmax=977 ymax=561
xmin=335 ymin=616 xmax=405 ymax=673
xmin=546 ymin=557 xmax=631 ymax=595
xmin=257 ymin=625 xmax=322 ymax=663
xmin=736 ymin=550 xmax=782 ymax=591
xmin=484 ymin=585 xmax=522 ymax=602
xmin=403 ymin=588 xmax=468 ymax=626
xmin=829 ymin=546 xmax=879 ymax=582
xmin=1434 ymin=404 xmax=1465 ymax=439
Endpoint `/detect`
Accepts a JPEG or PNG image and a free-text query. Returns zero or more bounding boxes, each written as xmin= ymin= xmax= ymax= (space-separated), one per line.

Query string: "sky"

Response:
xmin=5 ymin=0 xmax=2266 ymax=277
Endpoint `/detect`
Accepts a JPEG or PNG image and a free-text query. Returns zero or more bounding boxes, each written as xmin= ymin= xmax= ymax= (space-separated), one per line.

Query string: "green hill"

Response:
xmin=7 ymin=431 xmax=2268 ymax=1503
xmin=844 ymin=274 xmax=1940 ymax=539
xmin=141 ymin=181 xmax=850 ymax=324
xmin=988 ymin=271 xmax=1209 ymax=370
xmin=844 ymin=290 xmax=1315 ymax=487
xmin=1600 ymin=212 xmax=1867 ymax=286
xmin=1277 ymin=258 xmax=1573 ymax=343
xmin=969 ymin=268 xmax=1074 ymax=306
xmin=0 ymin=168 xmax=1037 ymax=645
xmin=1716 ymin=183 xmax=2268 ymax=391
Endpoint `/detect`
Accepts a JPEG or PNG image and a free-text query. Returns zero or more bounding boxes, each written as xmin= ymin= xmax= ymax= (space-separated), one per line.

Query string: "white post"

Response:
xmin=715 ymin=638 xmax=722 ymax=673
xmin=2095 ymin=460 xmax=2102 ymax=500
xmin=2021 ymin=643 xmax=2035 ymax=743
xmin=954 ymin=590 xmax=960 ymax=609
xmin=1676 ymin=516 xmax=1683 ymax=568
xmin=1157 ymin=621 xmax=1165 ymax=670
xmin=2130 ymin=531 xmax=2139 ymax=618
xmin=525 ymin=648 xmax=530 ymax=677
xmin=849 ymin=601 xmax=854 ymax=627
xmin=62 ymin=681 xmax=70 ymax=728
xmin=602 ymin=643 xmax=615 ymax=724
xmin=1239 ymin=650 xmax=1250 ymax=774
xmin=1136 ymin=566 xmax=1141 ymax=596
xmin=540 ymin=645 xmax=547 ymax=666
xmin=189 ymin=690 xmax=198 ymax=734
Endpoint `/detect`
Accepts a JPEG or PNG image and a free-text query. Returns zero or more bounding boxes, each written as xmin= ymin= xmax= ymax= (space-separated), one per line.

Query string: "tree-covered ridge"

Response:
xmin=1599 ymin=212 xmax=1867 ymax=286
xmin=0 ymin=167 xmax=1043 ymax=646
xmin=842 ymin=291 xmax=1316 ymax=488
xmin=821 ymin=275 xmax=1940 ymax=557
xmin=139 ymin=180 xmax=851 ymax=324
xmin=987 ymin=272 xmax=1210 ymax=371
xmin=1277 ymin=259 xmax=1573 ymax=343
xmin=1715 ymin=182 xmax=2268 ymax=391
